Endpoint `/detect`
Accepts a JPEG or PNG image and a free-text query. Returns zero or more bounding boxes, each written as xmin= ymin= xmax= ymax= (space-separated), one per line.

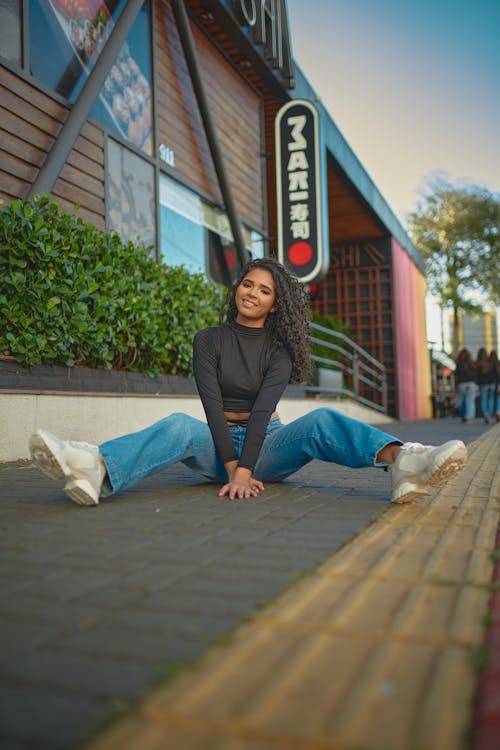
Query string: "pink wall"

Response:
xmin=392 ymin=240 xmax=432 ymax=419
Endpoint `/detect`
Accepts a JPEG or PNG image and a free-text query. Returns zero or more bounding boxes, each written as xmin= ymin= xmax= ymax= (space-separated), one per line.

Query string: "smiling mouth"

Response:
xmin=242 ymin=299 xmax=257 ymax=307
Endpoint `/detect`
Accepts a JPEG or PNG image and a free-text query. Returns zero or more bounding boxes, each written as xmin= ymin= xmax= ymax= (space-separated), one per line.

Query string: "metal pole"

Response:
xmin=170 ymin=0 xmax=249 ymax=268
xmin=28 ymin=0 xmax=144 ymax=198
xmin=352 ymin=354 xmax=359 ymax=399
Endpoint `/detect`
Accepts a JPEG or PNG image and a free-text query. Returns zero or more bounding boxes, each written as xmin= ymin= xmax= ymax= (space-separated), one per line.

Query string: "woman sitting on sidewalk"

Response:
xmin=29 ymin=257 xmax=467 ymax=507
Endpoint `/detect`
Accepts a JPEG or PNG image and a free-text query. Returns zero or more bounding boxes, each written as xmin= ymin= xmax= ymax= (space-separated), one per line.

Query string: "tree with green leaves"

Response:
xmin=407 ymin=179 xmax=500 ymax=354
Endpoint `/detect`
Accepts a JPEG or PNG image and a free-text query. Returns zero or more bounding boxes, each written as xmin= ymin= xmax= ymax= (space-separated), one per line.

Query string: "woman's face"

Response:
xmin=235 ymin=267 xmax=276 ymax=328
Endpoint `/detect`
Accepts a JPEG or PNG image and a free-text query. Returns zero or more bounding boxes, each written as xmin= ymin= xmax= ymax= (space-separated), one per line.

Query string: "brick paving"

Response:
xmin=0 ymin=416 xmax=497 ymax=750
xmin=470 ymin=522 xmax=500 ymax=750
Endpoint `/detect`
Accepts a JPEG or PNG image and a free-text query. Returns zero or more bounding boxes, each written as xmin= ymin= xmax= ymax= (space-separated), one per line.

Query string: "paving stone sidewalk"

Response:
xmin=0 ymin=417 xmax=496 ymax=750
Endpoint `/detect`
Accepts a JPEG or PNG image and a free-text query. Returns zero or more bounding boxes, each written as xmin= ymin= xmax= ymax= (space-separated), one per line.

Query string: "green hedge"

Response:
xmin=0 ymin=195 xmax=224 ymax=376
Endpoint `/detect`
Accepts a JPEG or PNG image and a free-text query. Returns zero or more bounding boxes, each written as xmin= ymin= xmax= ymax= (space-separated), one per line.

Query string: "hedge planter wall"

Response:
xmin=1 ymin=196 xmax=224 ymax=378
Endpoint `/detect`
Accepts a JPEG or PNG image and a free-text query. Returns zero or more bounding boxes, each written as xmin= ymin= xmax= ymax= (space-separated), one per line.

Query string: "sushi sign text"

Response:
xmin=231 ymin=0 xmax=294 ymax=87
xmin=275 ymin=99 xmax=329 ymax=283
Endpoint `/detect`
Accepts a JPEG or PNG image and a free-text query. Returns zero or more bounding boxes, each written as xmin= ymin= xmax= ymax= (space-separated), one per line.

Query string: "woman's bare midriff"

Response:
xmin=224 ymin=411 xmax=278 ymax=425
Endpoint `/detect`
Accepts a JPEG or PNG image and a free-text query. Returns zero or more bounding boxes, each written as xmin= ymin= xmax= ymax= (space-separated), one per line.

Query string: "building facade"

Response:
xmin=459 ymin=311 xmax=499 ymax=357
xmin=0 ymin=0 xmax=431 ymax=418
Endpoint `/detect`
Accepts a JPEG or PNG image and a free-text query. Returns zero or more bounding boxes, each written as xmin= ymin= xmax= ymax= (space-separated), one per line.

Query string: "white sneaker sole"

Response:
xmin=29 ymin=431 xmax=69 ymax=481
xmin=64 ymin=479 xmax=99 ymax=507
xmin=392 ymin=477 xmax=431 ymax=504
xmin=392 ymin=486 xmax=429 ymax=504
xmin=29 ymin=431 xmax=99 ymax=507
xmin=425 ymin=442 xmax=467 ymax=486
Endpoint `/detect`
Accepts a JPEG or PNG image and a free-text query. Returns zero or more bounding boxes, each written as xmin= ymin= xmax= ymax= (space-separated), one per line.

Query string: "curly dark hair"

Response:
xmin=221 ymin=256 xmax=313 ymax=384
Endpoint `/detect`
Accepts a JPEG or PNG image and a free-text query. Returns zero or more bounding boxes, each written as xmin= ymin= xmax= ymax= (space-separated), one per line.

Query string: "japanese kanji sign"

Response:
xmin=275 ymin=99 xmax=329 ymax=283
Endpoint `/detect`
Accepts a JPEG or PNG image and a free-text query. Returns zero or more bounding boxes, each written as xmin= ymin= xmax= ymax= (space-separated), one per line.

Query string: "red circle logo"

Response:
xmin=288 ymin=242 xmax=313 ymax=266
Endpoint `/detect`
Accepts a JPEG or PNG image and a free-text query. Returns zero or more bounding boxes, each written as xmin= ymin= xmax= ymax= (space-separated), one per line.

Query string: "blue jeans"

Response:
xmin=479 ymin=382 xmax=496 ymax=418
xmin=456 ymin=381 xmax=476 ymax=420
xmin=99 ymin=408 xmax=401 ymax=497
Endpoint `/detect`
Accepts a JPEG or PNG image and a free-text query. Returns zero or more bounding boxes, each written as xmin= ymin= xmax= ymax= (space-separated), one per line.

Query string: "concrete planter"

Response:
xmin=316 ymin=366 xmax=343 ymax=392
xmin=0 ymin=357 xmax=197 ymax=395
xmin=0 ymin=360 xmax=392 ymax=462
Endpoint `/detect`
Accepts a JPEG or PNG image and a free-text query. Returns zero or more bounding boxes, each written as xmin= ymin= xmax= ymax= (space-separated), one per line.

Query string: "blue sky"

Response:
xmin=286 ymin=0 xmax=500 ymax=225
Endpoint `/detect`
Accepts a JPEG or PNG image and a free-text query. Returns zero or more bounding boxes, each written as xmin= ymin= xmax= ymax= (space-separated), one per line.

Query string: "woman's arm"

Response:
xmin=218 ymin=346 xmax=292 ymax=500
xmin=193 ymin=330 xmax=238 ymax=465
xmin=237 ymin=346 xmax=292 ymax=473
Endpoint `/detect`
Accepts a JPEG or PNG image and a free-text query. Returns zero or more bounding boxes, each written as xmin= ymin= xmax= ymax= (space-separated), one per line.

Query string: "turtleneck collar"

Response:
xmin=229 ymin=320 xmax=268 ymax=337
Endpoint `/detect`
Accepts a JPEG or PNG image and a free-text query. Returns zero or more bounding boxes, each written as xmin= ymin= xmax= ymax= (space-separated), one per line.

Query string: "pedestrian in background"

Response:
xmin=29 ymin=257 xmax=467 ymax=507
xmin=489 ymin=350 xmax=500 ymax=423
xmin=454 ymin=348 xmax=477 ymax=424
xmin=476 ymin=347 xmax=496 ymax=424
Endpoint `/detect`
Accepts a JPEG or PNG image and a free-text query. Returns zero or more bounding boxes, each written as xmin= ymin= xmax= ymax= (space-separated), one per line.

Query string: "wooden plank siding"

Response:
xmin=263 ymin=96 xmax=285 ymax=252
xmin=327 ymin=167 xmax=385 ymax=244
xmin=155 ymin=0 xmax=264 ymax=231
xmin=0 ymin=3 xmax=394 ymax=256
xmin=0 ymin=66 xmax=105 ymax=229
xmin=2 ymin=3 xmax=265 ymax=234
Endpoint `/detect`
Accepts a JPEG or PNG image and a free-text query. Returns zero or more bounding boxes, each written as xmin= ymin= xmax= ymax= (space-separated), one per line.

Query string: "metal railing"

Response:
xmin=307 ymin=322 xmax=388 ymax=414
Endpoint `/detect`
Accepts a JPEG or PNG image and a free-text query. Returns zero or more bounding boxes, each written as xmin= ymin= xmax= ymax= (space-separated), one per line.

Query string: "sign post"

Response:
xmin=275 ymin=99 xmax=329 ymax=283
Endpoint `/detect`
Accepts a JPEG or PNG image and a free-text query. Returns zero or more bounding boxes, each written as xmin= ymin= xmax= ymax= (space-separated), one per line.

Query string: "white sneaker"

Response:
xmin=29 ymin=428 xmax=105 ymax=506
xmin=391 ymin=439 xmax=467 ymax=504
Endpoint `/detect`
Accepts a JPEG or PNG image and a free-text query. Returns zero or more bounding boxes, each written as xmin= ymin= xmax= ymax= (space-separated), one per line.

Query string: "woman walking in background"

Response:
xmin=489 ymin=350 xmax=500 ymax=423
xmin=29 ymin=257 xmax=467 ymax=507
xmin=455 ymin=349 xmax=477 ymax=424
xmin=476 ymin=347 xmax=496 ymax=424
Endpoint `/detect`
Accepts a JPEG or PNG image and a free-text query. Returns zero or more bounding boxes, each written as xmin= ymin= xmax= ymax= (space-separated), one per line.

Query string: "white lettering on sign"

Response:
xmin=231 ymin=0 xmax=294 ymax=88
xmin=287 ymin=151 xmax=308 ymax=171
xmin=287 ymin=115 xmax=310 ymax=237
xmin=290 ymin=202 xmax=310 ymax=238
xmin=288 ymin=171 xmax=308 ymax=192
xmin=275 ymin=98 xmax=329 ymax=283
xmin=233 ymin=0 xmax=257 ymax=25
xmin=290 ymin=204 xmax=309 ymax=221
xmin=159 ymin=144 xmax=175 ymax=167
xmin=287 ymin=115 xmax=307 ymax=150
xmin=330 ymin=242 xmax=388 ymax=269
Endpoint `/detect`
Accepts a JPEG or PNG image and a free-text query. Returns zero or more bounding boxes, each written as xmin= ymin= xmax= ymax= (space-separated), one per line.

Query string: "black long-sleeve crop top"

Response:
xmin=192 ymin=322 xmax=292 ymax=471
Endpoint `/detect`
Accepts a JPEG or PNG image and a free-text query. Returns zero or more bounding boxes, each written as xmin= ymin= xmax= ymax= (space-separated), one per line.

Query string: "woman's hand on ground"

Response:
xmin=219 ymin=466 xmax=265 ymax=500
xmin=218 ymin=479 xmax=257 ymax=500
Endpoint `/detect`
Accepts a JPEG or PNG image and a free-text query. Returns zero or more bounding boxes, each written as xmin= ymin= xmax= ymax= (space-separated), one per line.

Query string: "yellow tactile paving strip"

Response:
xmin=87 ymin=425 xmax=500 ymax=750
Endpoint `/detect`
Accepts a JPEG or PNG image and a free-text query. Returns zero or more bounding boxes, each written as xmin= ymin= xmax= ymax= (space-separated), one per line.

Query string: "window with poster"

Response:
xmin=0 ymin=0 xmax=22 ymax=67
xmin=28 ymin=0 xmax=152 ymax=154
xmin=107 ymin=138 xmax=155 ymax=250
xmin=159 ymin=174 xmax=264 ymax=286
